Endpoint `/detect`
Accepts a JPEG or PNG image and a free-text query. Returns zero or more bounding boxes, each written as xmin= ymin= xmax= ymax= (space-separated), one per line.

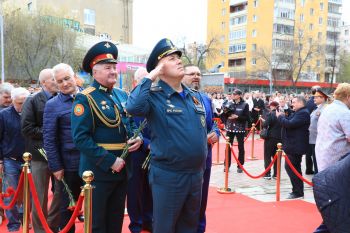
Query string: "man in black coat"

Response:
xmin=277 ymin=96 xmax=310 ymax=199
xmin=252 ymin=91 xmax=265 ymax=131
xmin=21 ymin=68 xmax=61 ymax=233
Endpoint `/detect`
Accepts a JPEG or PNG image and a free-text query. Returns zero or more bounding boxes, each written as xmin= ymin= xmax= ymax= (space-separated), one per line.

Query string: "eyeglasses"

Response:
xmin=184 ymin=72 xmax=202 ymax=77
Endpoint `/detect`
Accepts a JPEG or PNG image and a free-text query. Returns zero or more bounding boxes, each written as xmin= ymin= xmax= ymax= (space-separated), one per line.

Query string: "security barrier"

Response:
xmin=0 ymin=153 xmax=92 ymax=233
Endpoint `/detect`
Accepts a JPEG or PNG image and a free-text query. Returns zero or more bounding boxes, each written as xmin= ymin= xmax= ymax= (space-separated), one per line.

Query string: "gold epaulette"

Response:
xmin=81 ymin=87 xmax=96 ymax=95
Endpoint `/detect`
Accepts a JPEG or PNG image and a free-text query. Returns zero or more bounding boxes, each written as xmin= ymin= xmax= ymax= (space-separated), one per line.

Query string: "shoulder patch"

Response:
xmin=150 ymin=85 xmax=162 ymax=92
xmin=81 ymin=87 xmax=96 ymax=95
xmin=74 ymin=104 xmax=84 ymax=116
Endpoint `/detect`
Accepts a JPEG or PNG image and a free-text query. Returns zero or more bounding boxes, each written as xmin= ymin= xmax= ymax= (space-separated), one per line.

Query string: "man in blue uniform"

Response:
xmin=126 ymin=38 xmax=208 ymax=233
xmin=71 ymin=41 xmax=143 ymax=233
xmin=182 ymin=64 xmax=219 ymax=233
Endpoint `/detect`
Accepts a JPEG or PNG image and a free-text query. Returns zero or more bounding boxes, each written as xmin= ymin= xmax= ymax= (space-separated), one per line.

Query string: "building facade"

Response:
xmin=4 ymin=0 xmax=133 ymax=43
xmin=207 ymin=0 xmax=342 ymax=91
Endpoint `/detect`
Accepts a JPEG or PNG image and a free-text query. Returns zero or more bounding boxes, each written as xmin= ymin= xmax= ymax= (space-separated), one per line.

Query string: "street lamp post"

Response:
xmin=0 ymin=14 xmax=4 ymax=83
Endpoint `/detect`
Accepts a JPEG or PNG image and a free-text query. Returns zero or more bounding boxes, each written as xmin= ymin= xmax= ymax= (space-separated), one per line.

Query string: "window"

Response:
xmin=222 ymin=8 xmax=226 ymax=16
xmin=252 ymin=29 xmax=257 ymax=37
xmin=328 ymin=3 xmax=341 ymax=14
xmin=252 ymin=44 xmax=257 ymax=51
xmin=275 ymin=8 xmax=295 ymax=20
xmin=228 ymin=58 xmax=246 ymax=67
xmin=252 ymin=58 xmax=257 ymax=65
xmin=300 ymin=14 xmax=304 ymax=22
xmin=229 ymin=44 xmax=246 ymax=53
xmin=317 ymin=60 xmax=320 ymax=67
xmin=319 ymin=17 xmax=323 ymax=25
xmin=310 ymin=8 xmax=314 ymax=16
xmin=230 ymin=15 xmax=247 ymax=25
xmin=229 ymin=29 xmax=246 ymax=40
xmin=345 ymin=29 xmax=349 ymax=36
xmin=309 ymin=38 xmax=313 ymax=44
xmin=320 ymin=2 xmax=324 ymax=10
xmin=27 ymin=2 xmax=32 ymax=11
xmin=84 ymin=9 xmax=96 ymax=26
xmin=254 ymin=0 xmax=258 ymax=7
xmin=328 ymin=17 xmax=340 ymax=27
xmin=253 ymin=15 xmax=257 ymax=22
xmin=307 ymin=66 xmax=311 ymax=73
xmin=221 ymin=22 xmax=226 ymax=29
xmin=301 ymin=0 xmax=305 ymax=7
xmin=273 ymin=24 xmax=294 ymax=35
xmin=273 ymin=39 xmax=293 ymax=49
xmin=309 ymin=23 xmax=313 ymax=30
xmin=318 ymin=32 xmax=322 ymax=40
xmin=220 ymin=35 xmax=225 ymax=42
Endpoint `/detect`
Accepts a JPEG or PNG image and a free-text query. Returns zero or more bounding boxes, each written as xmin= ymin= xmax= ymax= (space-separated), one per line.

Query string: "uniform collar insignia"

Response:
xmin=99 ymin=85 xmax=108 ymax=92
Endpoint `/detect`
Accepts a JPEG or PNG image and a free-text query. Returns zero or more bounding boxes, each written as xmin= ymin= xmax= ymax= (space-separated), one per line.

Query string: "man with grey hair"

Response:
xmin=0 ymin=87 xmax=30 ymax=231
xmin=21 ymin=68 xmax=61 ymax=233
xmin=0 ymin=82 xmax=14 ymax=110
xmin=276 ymin=95 xmax=310 ymax=199
xmin=43 ymin=63 xmax=82 ymax=233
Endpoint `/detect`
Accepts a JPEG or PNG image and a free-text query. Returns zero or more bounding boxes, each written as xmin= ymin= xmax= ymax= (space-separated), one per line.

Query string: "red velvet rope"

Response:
xmin=28 ymin=173 xmax=84 ymax=233
xmin=283 ymin=154 xmax=314 ymax=187
xmin=0 ymin=171 xmax=24 ymax=210
xmin=220 ymin=131 xmax=278 ymax=178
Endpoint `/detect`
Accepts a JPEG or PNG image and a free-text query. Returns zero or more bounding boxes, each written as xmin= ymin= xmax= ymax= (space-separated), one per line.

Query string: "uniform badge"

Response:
xmin=74 ymin=104 xmax=84 ymax=116
xmin=101 ymin=100 xmax=109 ymax=110
xmin=201 ymin=115 xmax=205 ymax=127
xmin=316 ymin=111 xmax=321 ymax=116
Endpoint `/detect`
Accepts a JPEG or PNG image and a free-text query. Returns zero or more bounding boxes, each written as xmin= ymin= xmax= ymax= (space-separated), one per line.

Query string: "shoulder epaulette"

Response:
xmin=81 ymin=87 xmax=96 ymax=95
xmin=150 ymin=85 xmax=162 ymax=92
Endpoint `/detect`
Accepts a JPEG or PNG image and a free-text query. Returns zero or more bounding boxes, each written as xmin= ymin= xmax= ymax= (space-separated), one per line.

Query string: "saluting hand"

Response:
xmin=128 ymin=136 xmax=143 ymax=152
xmin=147 ymin=63 xmax=164 ymax=82
xmin=111 ymin=157 xmax=125 ymax=173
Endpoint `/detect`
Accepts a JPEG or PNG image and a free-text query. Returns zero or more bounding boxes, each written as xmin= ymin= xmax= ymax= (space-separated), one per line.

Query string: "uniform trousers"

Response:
xmin=149 ymin=165 xmax=203 ymax=233
xmin=92 ymin=178 xmax=127 ymax=233
xmin=305 ymin=144 xmax=314 ymax=173
xmin=31 ymin=160 xmax=61 ymax=233
xmin=197 ymin=149 xmax=212 ymax=233
xmin=127 ymin=151 xmax=153 ymax=233
xmin=284 ymin=153 xmax=304 ymax=196
xmin=225 ymin=131 xmax=245 ymax=168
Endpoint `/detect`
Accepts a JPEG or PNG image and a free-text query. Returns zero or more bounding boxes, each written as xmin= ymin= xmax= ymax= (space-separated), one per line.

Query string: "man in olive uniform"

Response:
xmin=71 ymin=41 xmax=142 ymax=233
xmin=126 ymin=38 xmax=207 ymax=233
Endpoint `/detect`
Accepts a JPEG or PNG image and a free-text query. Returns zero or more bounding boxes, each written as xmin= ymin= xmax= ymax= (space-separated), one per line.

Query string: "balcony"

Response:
xmin=328 ymin=0 xmax=342 ymax=5
xmin=230 ymin=0 xmax=247 ymax=6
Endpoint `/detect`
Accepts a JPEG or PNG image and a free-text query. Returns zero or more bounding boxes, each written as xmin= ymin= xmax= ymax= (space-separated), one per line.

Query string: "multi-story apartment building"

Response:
xmin=3 ymin=0 xmax=133 ymax=43
xmin=207 ymin=0 xmax=342 ymax=91
xmin=340 ymin=22 xmax=350 ymax=53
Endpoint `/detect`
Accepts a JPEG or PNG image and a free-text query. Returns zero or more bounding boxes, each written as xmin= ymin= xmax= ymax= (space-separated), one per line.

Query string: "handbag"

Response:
xmin=260 ymin=127 xmax=269 ymax=139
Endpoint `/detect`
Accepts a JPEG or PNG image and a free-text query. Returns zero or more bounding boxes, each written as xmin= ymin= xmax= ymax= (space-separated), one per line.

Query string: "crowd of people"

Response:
xmin=0 ymin=37 xmax=348 ymax=233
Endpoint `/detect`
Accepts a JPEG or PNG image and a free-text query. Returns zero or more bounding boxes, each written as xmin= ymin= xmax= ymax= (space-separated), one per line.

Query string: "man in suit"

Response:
xmin=252 ymin=91 xmax=265 ymax=131
xmin=277 ymin=95 xmax=310 ymax=199
xmin=182 ymin=64 xmax=219 ymax=233
xmin=21 ymin=68 xmax=61 ymax=233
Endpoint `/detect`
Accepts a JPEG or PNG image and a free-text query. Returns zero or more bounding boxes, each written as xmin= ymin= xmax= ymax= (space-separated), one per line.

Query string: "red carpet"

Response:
xmin=0 ymin=187 xmax=321 ymax=233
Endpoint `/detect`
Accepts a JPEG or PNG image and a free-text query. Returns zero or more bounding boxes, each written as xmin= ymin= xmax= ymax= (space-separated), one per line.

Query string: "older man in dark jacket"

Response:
xmin=43 ymin=63 xmax=81 ymax=233
xmin=277 ymin=95 xmax=310 ymax=199
xmin=21 ymin=68 xmax=61 ymax=233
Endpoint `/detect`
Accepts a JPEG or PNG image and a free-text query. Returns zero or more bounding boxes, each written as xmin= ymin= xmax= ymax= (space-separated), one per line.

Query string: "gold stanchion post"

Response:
xmin=248 ymin=123 xmax=258 ymax=160
xmin=217 ymin=139 xmax=235 ymax=194
xmin=276 ymin=143 xmax=283 ymax=202
xmin=259 ymin=115 xmax=262 ymax=132
xmin=83 ymin=171 xmax=94 ymax=233
xmin=22 ymin=152 xmax=32 ymax=233
xmin=212 ymin=136 xmax=223 ymax=165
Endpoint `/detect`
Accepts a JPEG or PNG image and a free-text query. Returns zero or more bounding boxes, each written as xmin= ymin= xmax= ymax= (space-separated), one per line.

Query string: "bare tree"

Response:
xmin=3 ymin=8 xmax=83 ymax=84
xmin=178 ymin=37 xmax=220 ymax=71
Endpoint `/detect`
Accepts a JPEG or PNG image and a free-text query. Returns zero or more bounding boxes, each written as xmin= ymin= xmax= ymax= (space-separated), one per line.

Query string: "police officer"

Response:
xmin=126 ymin=38 xmax=207 ymax=233
xmin=221 ymin=89 xmax=249 ymax=173
xmin=182 ymin=64 xmax=219 ymax=233
xmin=71 ymin=41 xmax=143 ymax=233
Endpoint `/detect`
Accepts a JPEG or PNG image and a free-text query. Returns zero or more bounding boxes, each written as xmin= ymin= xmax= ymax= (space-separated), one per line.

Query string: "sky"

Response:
xmin=133 ymin=0 xmax=349 ymax=49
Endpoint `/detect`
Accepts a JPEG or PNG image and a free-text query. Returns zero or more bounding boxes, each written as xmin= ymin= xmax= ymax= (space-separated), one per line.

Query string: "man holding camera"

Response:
xmin=221 ymin=89 xmax=249 ymax=173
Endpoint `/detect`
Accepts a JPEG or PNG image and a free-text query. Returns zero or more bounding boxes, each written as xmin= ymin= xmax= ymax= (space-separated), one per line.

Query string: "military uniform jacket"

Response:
xmin=71 ymin=80 xmax=139 ymax=181
xmin=126 ymin=78 xmax=207 ymax=173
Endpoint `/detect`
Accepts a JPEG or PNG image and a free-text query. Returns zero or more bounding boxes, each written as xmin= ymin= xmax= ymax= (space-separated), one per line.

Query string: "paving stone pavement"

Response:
xmin=209 ymin=136 xmax=315 ymax=203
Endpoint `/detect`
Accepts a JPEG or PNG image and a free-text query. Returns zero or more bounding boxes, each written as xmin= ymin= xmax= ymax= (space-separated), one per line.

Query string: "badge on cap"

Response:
xmin=104 ymin=43 xmax=111 ymax=48
xmin=74 ymin=104 xmax=84 ymax=116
